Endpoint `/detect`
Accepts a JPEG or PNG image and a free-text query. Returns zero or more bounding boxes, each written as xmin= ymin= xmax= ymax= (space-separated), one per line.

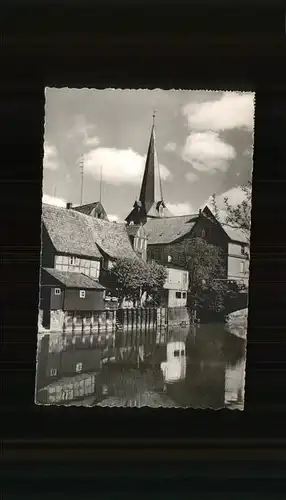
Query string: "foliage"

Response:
xmin=183 ymin=237 xmax=240 ymax=313
xmin=211 ymin=181 xmax=252 ymax=243
xmin=105 ymin=257 xmax=167 ymax=306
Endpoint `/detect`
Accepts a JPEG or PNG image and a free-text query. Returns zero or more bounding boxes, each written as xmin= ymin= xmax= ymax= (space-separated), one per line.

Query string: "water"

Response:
xmin=35 ymin=322 xmax=247 ymax=410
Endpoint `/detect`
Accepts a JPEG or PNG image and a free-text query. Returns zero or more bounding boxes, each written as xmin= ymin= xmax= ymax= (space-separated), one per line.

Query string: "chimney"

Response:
xmin=199 ymin=209 xmax=202 ymax=215
xmin=66 ymin=202 xmax=73 ymax=209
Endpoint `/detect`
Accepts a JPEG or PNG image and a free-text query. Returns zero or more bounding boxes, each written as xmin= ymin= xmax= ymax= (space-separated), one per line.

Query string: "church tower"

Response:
xmin=125 ymin=112 xmax=173 ymax=226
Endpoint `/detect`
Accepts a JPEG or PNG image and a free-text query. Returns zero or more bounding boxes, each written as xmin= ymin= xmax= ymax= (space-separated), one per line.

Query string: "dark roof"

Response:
xmin=72 ymin=201 xmax=108 ymax=220
xmin=43 ymin=268 xmax=106 ymax=289
xmin=72 ymin=202 xmax=100 ymax=215
xmin=42 ymin=204 xmax=102 ymax=258
xmin=221 ymin=224 xmax=249 ymax=244
xmin=144 ymin=214 xmax=198 ymax=245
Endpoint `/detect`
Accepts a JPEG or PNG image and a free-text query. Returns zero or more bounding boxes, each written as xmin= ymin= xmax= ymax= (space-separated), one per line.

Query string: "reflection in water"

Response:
xmin=161 ymin=342 xmax=186 ymax=383
xmin=35 ymin=321 xmax=246 ymax=409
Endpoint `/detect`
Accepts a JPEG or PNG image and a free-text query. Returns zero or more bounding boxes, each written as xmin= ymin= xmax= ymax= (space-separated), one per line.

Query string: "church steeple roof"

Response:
xmin=125 ymin=112 xmax=173 ymax=225
xmin=139 ymin=112 xmax=163 ymax=212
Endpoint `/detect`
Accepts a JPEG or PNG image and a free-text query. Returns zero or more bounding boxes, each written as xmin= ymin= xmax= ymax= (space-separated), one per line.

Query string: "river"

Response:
xmin=35 ymin=322 xmax=247 ymax=410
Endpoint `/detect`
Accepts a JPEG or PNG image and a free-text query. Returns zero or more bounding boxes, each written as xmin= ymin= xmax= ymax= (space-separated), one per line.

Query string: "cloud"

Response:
xmin=42 ymin=193 xmax=67 ymax=207
xmin=182 ymin=131 xmax=236 ymax=174
xmin=182 ymin=92 xmax=255 ymax=132
xmin=66 ymin=114 xmax=100 ymax=151
xmin=85 ymin=136 xmax=100 ymax=148
xmin=164 ymin=142 xmax=177 ymax=152
xmin=243 ymin=148 xmax=253 ymax=157
xmin=43 ymin=143 xmax=59 ymax=170
xmin=84 ymin=147 xmax=171 ymax=186
xmin=202 ymin=186 xmax=249 ymax=221
xmin=185 ymin=172 xmax=199 ymax=183
xmin=166 ymin=202 xmax=195 ymax=216
xmin=107 ymin=214 xmax=124 ymax=223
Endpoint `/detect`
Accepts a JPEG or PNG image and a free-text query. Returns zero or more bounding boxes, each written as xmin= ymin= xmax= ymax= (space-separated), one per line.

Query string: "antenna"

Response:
xmin=99 ymin=165 xmax=103 ymax=203
xmin=79 ymin=154 xmax=84 ymax=205
xmin=53 ymin=186 xmax=57 ymax=203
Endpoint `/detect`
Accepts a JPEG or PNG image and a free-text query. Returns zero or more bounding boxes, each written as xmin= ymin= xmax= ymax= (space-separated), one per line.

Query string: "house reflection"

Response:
xmin=35 ymin=333 xmax=104 ymax=405
xmin=224 ymin=358 xmax=246 ymax=409
xmin=160 ymin=341 xmax=187 ymax=383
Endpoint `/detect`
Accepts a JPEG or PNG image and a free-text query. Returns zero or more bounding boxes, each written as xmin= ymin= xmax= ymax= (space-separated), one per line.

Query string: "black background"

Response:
xmin=2 ymin=1 xmax=286 ymax=497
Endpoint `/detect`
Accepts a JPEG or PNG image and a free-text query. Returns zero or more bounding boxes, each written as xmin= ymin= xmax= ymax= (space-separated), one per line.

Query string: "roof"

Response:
xmin=126 ymin=224 xmax=141 ymax=237
xmin=43 ymin=268 xmax=106 ymax=289
xmin=42 ymin=204 xmax=138 ymax=261
xmin=72 ymin=201 xmax=101 ymax=215
xmin=144 ymin=214 xmax=198 ymax=245
xmin=126 ymin=224 xmax=147 ymax=237
xmin=85 ymin=217 xmax=138 ymax=260
xmin=42 ymin=204 xmax=102 ymax=259
xmin=146 ymin=201 xmax=174 ymax=218
xmin=72 ymin=201 xmax=108 ymax=220
xmin=222 ymin=224 xmax=249 ymax=244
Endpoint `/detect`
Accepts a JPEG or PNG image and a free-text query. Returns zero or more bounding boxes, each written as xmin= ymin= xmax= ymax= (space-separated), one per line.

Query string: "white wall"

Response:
xmin=164 ymin=268 xmax=189 ymax=291
xmin=55 ymin=255 xmax=100 ymax=280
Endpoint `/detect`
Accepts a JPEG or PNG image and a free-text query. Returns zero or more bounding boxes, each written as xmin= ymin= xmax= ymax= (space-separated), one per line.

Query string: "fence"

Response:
xmin=41 ymin=306 xmax=191 ymax=335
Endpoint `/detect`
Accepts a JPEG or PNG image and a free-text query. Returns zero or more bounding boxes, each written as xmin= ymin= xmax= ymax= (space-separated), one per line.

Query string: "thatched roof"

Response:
xmin=86 ymin=217 xmax=138 ymax=260
xmin=42 ymin=204 xmax=102 ymax=258
xmin=126 ymin=224 xmax=147 ymax=238
xmin=43 ymin=268 xmax=106 ymax=289
xmin=222 ymin=224 xmax=249 ymax=244
xmin=144 ymin=214 xmax=198 ymax=245
xmin=42 ymin=204 xmax=138 ymax=261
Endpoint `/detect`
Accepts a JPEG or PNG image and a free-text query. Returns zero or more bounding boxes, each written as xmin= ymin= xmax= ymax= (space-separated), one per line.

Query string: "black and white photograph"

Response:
xmin=35 ymin=88 xmax=254 ymax=409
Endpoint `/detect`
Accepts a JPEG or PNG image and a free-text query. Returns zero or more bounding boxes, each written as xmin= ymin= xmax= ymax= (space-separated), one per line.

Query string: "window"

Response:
xmin=70 ymin=256 xmax=75 ymax=265
xmin=240 ymin=262 xmax=244 ymax=273
xmin=182 ymin=292 xmax=186 ymax=299
xmin=201 ymin=229 xmax=206 ymax=238
xmin=181 ymin=350 xmax=185 ymax=356
xmin=173 ymin=350 xmax=180 ymax=357
xmin=76 ymin=362 xmax=83 ymax=373
xmin=50 ymin=368 xmax=57 ymax=376
xmin=79 ymin=290 xmax=86 ymax=299
xmin=175 ymin=292 xmax=182 ymax=299
xmin=168 ymin=255 xmax=172 ymax=263
xmin=54 ymin=288 xmax=61 ymax=295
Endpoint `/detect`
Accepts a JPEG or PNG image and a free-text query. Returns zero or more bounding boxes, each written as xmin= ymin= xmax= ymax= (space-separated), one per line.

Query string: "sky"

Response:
xmin=42 ymin=89 xmax=255 ymax=222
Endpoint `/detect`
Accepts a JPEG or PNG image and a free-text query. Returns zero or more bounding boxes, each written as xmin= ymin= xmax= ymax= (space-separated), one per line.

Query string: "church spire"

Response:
xmin=139 ymin=111 xmax=158 ymax=210
xmin=125 ymin=111 xmax=173 ymax=225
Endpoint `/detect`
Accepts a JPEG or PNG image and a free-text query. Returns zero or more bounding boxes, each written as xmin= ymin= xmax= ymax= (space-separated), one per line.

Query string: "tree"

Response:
xmin=211 ymin=181 xmax=252 ymax=243
xmin=105 ymin=257 xmax=167 ymax=307
xmin=183 ymin=237 xmax=239 ymax=314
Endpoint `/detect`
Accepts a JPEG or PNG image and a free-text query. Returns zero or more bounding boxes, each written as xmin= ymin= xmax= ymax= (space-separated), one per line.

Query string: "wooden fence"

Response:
xmin=61 ymin=307 xmax=169 ymax=334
